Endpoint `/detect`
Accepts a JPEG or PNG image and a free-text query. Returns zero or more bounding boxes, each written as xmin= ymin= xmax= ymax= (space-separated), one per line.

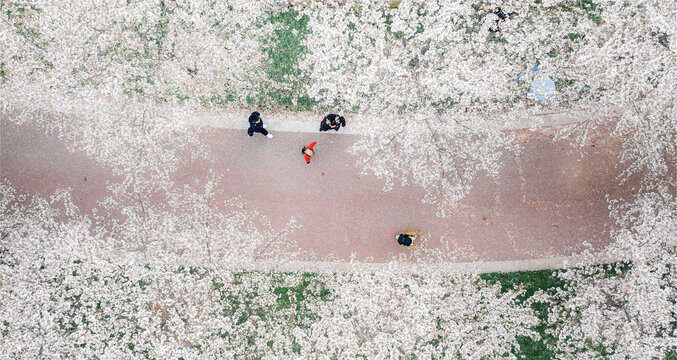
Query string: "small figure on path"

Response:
xmin=248 ymin=111 xmax=273 ymax=138
xmin=302 ymin=141 xmax=317 ymax=164
xmin=319 ymin=114 xmax=346 ymax=132
xmin=395 ymin=227 xmax=424 ymax=248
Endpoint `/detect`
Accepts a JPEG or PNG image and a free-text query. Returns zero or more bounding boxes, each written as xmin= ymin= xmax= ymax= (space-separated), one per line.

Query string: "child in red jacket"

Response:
xmin=302 ymin=142 xmax=317 ymax=164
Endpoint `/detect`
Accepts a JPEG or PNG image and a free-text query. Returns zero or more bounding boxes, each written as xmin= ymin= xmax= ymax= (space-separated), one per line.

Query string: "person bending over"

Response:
xmin=320 ymin=114 xmax=346 ymax=132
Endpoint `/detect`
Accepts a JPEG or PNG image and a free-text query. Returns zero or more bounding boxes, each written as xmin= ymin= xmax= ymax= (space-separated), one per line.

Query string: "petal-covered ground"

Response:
xmin=2 ymin=115 xmax=640 ymax=263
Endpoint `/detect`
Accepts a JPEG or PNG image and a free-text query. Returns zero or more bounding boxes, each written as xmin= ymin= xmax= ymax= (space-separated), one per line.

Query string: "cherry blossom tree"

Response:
xmin=298 ymin=266 xmax=540 ymax=359
xmin=0 ymin=0 xmax=279 ymax=107
xmin=552 ymin=0 xmax=676 ymax=187
xmin=294 ymin=0 xmax=675 ymax=213
xmin=544 ymin=187 xmax=676 ymax=359
xmin=539 ymin=3 xmax=676 ymax=356
xmin=295 ymin=1 xmax=522 ymax=215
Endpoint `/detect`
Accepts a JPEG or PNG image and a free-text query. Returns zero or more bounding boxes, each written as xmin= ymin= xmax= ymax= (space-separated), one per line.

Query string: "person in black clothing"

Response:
xmin=396 ymin=234 xmax=414 ymax=247
xmin=489 ymin=7 xmax=516 ymax=33
xmin=395 ymin=228 xmax=423 ymax=248
xmin=319 ymin=114 xmax=346 ymax=132
xmin=248 ymin=111 xmax=273 ymax=138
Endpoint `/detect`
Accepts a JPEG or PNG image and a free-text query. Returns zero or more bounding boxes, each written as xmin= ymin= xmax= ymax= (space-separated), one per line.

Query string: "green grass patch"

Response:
xmin=213 ymin=271 xmax=332 ymax=334
xmin=481 ymin=269 xmax=566 ymax=360
xmin=257 ymin=11 xmax=316 ymax=110
xmin=480 ymin=263 xmax=637 ymax=359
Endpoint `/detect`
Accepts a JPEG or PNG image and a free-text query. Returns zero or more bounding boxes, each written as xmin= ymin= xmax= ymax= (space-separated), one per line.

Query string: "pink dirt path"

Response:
xmin=1 ymin=119 xmax=639 ymax=262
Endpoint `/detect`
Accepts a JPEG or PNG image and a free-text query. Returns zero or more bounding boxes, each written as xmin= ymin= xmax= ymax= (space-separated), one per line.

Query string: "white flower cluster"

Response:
xmin=1 ymin=98 xmax=206 ymax=193
xmin=545 ymin=188 xmax=677 ymax=359
xmin=530 ymin=3 xmax=677 ymax=356
xmin=0 ymin=0 xmax=278 ymax=107
xmin=300 ymin=268 xmax=539 ymax=359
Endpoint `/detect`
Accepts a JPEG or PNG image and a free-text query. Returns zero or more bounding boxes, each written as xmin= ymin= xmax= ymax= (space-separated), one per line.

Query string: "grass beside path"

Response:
xmin=481 ymin=269 xmax=566 ymax=360
xmin=258 ymin=11 xmax=316 ymax=111
xmin=3 ymin=257 xmax=576 ymax=358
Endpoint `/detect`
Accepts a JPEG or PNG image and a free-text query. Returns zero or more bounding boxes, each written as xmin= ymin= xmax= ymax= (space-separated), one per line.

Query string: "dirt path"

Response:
xmin=1 ymin=119 xmax=638 ymax=263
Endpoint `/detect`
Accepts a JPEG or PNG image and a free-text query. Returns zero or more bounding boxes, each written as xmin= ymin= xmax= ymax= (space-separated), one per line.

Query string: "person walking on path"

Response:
xmin=302 ymin=142 xmax=317 ymax=164
xmin=248 ymin=111 xmax=273 ymax=138
xmin=319 ymin=114 xmax=346 ymax=132
xmin=395 ymin=227 xmax=424 ymax=248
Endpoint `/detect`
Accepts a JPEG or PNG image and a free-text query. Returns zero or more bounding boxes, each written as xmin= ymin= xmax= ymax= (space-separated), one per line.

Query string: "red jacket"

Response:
xmin=303 ymin=142 xmax=317 ymax=164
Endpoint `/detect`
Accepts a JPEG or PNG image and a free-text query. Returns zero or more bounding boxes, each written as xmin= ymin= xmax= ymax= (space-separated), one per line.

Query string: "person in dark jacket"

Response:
xmin=397 ymin=234 xmax=414 ymax=246
xmin=319 ymin=114 xmax=346 ymax=132
xmin=489 ymin=7 xmax=516 ymax=33
xmin=302 ymin=141 xmax=317 ymax=164
xmin=248 ymin=111 xmax=273 ymax=138
xmin=395 ymin=228 xmax=424 ymax=248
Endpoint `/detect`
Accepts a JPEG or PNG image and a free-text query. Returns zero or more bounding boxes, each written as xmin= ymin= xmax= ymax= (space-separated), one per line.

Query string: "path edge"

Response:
xmin=248 ymin=254 xmax=610 ymax=274
xmin=182 ymin=108 xmax=603 ymax=134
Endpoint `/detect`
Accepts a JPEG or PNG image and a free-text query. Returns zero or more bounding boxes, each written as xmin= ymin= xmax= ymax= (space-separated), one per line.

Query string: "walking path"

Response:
xmin=2 ymin=111 xmax=637 ymax=270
